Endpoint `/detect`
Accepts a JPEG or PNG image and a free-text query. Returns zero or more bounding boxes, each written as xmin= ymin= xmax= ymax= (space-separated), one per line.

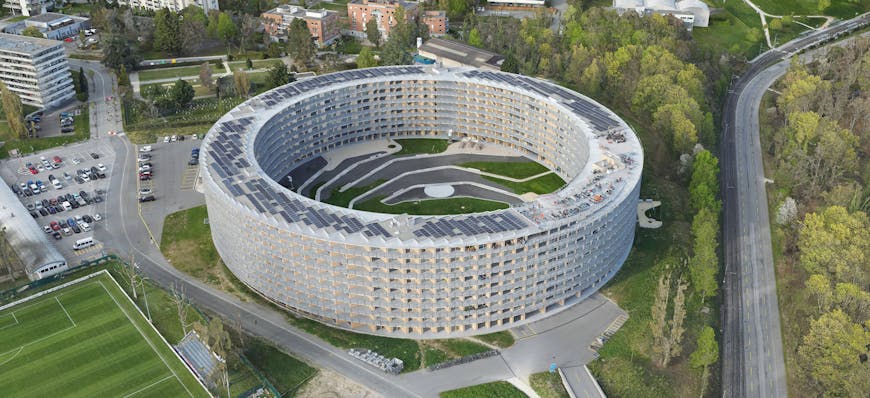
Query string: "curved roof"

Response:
xmin=201 ymin=66 xmax=643 ymax=248
xmin=0 ymin=178 xmax=66 ymax=275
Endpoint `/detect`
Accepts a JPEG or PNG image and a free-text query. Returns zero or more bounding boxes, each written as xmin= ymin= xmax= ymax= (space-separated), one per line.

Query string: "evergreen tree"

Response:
xmin=0 ymin=81 xmax=26 ymax=139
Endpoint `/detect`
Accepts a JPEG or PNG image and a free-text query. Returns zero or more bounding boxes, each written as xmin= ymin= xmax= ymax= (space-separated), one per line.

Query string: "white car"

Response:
xmin=138 ymin=188 xmax=152 ymax=195
xmin=140 ymin=145 xmax=152 ymax=152
xmin=138 ymin=164 xmax=151 ymax=172
xmin=192 ymin=134 xmax=198 ymax=140
xmin=92 ymin=213 xmax=102 ymax=221
xmin=43 ymin=225 xmax=51 ymax=233
xmin=72 ymin=157 xmax=82 ymax=165
xmin=170 ymin=135 xmax=178 ymax=142
xmin=79 ymin=222 xmax=91 ymax=232
xmin=163 ymin=136 xmax=170 ymax=143
xmin=96 ymin=163 xmax=106 ymax=171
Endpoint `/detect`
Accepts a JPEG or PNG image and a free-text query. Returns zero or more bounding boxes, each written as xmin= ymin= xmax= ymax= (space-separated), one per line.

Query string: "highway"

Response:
xmin=720 ymin=13 xmax=870 ymax=398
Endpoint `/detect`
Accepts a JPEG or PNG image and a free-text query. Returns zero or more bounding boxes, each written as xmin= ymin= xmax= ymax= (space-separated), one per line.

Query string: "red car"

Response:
xmin=28 ymin=167 xmax=38 ymax=174
xmin=64 ymin=37 xmax=74 ymax=43
xmin=50 ymin=221 xmax=60 ymax=231
xmin=52 ymin=155 xmax=62 ymax=163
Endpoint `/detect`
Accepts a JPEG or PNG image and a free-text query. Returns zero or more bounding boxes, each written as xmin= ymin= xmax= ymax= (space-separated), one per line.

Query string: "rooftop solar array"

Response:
xmin=461 ymin=70 xmax=621 ymax=132
xmin=202 ymin=66 xmax=642 ymax=246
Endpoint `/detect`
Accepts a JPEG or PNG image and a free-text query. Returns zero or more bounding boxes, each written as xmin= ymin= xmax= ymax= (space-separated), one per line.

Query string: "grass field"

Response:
xmin=483 ymin=173 xmax=566 ymax=195
xmin=138 ymin=64 xmax=224 ymax=82
xmin=475 ymin=331 xmax=515 ymax=348
xmin=530 ymin=372 xmax=570 ymax=398
xmin=460 ymin=161 xmax=550 ymax=179
xmin=440 ymin=381 xmax=528 ymax=398
xmin=750 ymin=0 xmax=868 ymax=19
xmin=0 ymin=272 xmax=209 ymax=397
xmin=355 ymin=196 xmax=510 ymax=215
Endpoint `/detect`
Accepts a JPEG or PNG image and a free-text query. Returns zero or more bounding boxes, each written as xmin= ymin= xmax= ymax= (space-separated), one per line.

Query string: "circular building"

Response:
xmin=201 ymin=66 xmax=643 ymax=338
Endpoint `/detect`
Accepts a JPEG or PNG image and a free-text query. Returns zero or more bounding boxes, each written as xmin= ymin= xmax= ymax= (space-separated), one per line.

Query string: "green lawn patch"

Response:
xmin=0 ymin=106 xmax=89 ymax=159
xmin=440 ymin=381 xmax=528 ymax=398
xmin=138 ymin=64 xmax=223 ymax=82
xmin=440 ymin=339 xmax=492 ymax=357
xmin=244 ymin=338 xmax=317 ymax=396
xmin=423 ymin=346 xmax=450 ymax=367
xmin=530 ymin=372 xmax=570 ymax=398
xmin=475 ymin=331 xmax=515 ymax=348
xmin=750 ymin=0 xmax=868 ymax=19
xmin=0 ymin=272 xmax=209 ymax=397
xmin=7 ymin=15 xmax=28 ymax=22
xmin=323 ymin=179 xmax=386 ymax=207
xmin=227 ymin=59 xmax=283 ymax=71
xmin=355 ymin=196 xmax=509 ymax=215
xmin=291 ymin=316 xmax=423 ymax=372
xmin=694 ymin=0 xmax=764 ymax=58
xmin=394 ymin=138 xmax=449 ymax=155
xmin=483 ymin=173 xmax=565 ymax=195
xmin=460 ymin=161 xmax=550 ymax=179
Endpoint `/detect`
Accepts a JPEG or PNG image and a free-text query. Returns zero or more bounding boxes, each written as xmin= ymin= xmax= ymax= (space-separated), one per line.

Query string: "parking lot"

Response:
xmin=136 ymin=135 xmax=206 ymax=243
xmin=0 ymin=140 xmax=115 ymax=263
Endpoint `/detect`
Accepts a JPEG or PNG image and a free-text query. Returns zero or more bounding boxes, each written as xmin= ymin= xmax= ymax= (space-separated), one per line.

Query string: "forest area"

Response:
xmin=761 ymin=37 xmax=870 ymax=398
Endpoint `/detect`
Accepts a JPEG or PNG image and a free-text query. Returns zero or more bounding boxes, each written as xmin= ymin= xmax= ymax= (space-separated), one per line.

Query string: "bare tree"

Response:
xmin=118 ymin=254 xmax=141 ymax=300
xmin=650 ymin=271 xmax=671 ymax=367
xmin=238 ymin=15 xmax=259 ymax=55
xmin=171 ymin=284 xmax=190 ymax=334
xmin=665 ymin=276 xmax=688 ymax=365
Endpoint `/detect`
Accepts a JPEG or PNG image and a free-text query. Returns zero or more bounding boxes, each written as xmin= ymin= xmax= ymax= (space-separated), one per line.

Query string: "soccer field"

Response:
xmin=0 ymin=272 xmax=210 ymax=398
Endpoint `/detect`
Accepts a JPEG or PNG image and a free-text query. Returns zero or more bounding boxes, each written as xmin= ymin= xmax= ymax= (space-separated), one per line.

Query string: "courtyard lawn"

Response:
xmin=483 ymin=173 xmax=566 ymax=195
xmin=393 ymin=138 xmax=449 ymax=155
xmin=355 ymin=196 xmax=509 ymax=215
xmin=460 ymin=161 xmax=551 ymax=179
xmin=440 ymin=381 xmax=528 ymax=398
xmin=530 ymin=372 xmax=570 ymax=398
xmin=138 ymin=64 xmax=224 ymax=82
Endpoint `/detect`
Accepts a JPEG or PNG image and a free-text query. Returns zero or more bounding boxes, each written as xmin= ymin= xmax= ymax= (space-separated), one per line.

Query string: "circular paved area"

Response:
xmin=424 ymin=184 xmax=454 ymax=198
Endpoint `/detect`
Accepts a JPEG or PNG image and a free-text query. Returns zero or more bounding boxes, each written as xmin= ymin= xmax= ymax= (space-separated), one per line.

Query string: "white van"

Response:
xmin=73 ymin=237 xmax=95 ymax=250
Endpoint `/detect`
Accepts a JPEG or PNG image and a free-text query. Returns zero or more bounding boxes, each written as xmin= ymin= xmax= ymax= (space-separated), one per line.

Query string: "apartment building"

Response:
xmin=116 ymin=0 xmax=218 ymax=13
xmin=4 ymin=12 xmax=90 ymax=41
xmin=261 ymin=5 xmax=340 ymax=46
xmin=347 ymin=0 xmax=418 ymax=39
xmin=0 ymin=33 xmax=74 ymax=109
xmin=421 ymin=10 xmax=447 ymax=36
xmin=3 ymin=0 xmax=53 ymax=17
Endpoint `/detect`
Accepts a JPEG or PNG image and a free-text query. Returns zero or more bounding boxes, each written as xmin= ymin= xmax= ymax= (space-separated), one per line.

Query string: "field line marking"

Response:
xmin=97 ymin=281 xmax=194 ymax=398
xmin=122 ymin=375 xmax=174 ymax=398
xmin=0 ymin=347 xmax=23 ymax=367
xmin=55 ymin=297 xmax=76 ymax=327
xmin=0 ymin=312 xmax=19 ymax=331
xmin=0 ymin=324 xmax=76 ymax=367
xmin=11 ymin=312 xmax=17 ymax=324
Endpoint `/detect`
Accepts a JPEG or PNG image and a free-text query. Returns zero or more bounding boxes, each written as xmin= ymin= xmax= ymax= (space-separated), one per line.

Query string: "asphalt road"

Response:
xmin=720 ymin=13 xmax=870 ymax=398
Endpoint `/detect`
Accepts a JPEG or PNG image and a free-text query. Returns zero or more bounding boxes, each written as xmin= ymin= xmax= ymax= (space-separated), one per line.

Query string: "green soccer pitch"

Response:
xmin=0 ymin=272 xmax=210 ymax=398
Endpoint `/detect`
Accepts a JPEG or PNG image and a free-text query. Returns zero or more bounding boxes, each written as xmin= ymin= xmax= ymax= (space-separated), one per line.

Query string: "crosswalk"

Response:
xmin=179 ymin=166 xmax=198 ymax=190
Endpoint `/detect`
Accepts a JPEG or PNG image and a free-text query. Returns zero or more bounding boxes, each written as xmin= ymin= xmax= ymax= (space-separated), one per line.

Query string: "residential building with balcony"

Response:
xmin=421 ymin=10 xmax=447 ymax=36
xmin=3 ymin=0 xmax=54 ymax=17
xmin=0 ymin=33 xmax=74 ymax=109
xmin=262 ymin=5 xmax=340 ymax=46
xmin=347 ymin=0 xmax=418 ymax=40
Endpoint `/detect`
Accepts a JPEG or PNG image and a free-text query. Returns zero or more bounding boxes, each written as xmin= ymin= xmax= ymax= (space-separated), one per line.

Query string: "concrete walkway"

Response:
xmin=739 ymin=0 xmax=835 ymax=48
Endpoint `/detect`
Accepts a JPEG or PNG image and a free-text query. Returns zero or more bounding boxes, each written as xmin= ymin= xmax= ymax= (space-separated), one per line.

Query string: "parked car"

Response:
xmin=80 ymin=191 xmax=89 ymax=200
xmin=140 ymin=145 xmax=152 ymax=152
xmin=63 ymin=172 xmax=72 ymax=181
xmin=62 ymin=227 xmax=72 ymax=236
xmin=92 ymin=213 xmax=102 ymax=221
xmin=50 ymin=221 xmax=60 ymax=231
xmin=138 ymin=188 xmax=152 ymax=195
xmin=52 ymin=231 xmax=62 ymax=240
xmin=192 ymin=134 xmax=199 ymax=140
xmin=93 ymin=195 xmax=103 ymax=203
xmin=43 ymin=225 xmax=52 ymax=233
xmin=52 ymin=156 xmax=62 ymax=163
xmin=61 ymin=127 xmax=74 ymax=133
xmin=38 ymin=208 xmax=48 ymax=216
xmin=82 ymin=215 xmax=93 ymax=223
xmin=90 ymin=153 xmax=99 ymax=159
xmin=71 ymin=225 xmax=81 ymax=234
xmin=188 ymin=158 xmax=199 ymax=166
xmin=138 ymin=195 xmax=155 ymax=203
xmin=163 ymin=136 xmax=170 ymax=143
xmin=96 ymin=163 xmax=106 ymax=172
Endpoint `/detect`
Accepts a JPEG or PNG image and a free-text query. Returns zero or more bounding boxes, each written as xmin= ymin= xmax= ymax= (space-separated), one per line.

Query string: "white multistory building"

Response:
xmin=3 ymin=0 xmax=53 ymax=17
xmin=0 ymin=33 xmax=74 ymax=109
xmin=613 ymin=0 xmax=709 ymax=28
xmin=117 ymin=0 xmax=218 ymax=13
xmin=201 ymin=66 xmax=644 ymax=338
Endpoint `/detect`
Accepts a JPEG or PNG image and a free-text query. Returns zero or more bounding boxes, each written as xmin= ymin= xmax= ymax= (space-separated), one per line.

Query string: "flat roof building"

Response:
xmin=117 ymin=0 xmax=218 ymax=13
xmin=0 ymin=33 xmax=74 ymax=109
xmin=417 ymin=38 xmax=504 ymax=71
xmin=0 ymin=178 xmax=67 ymax=281
xmin=347 ymin=0 xmax=418 ymax=40
xmin=4 ymin=12 xmax=91 ymax=41
xmin=613 ymin=0 xmax=709 ymax=28
xmin=262 ymin=5 xmax=340 ymax=46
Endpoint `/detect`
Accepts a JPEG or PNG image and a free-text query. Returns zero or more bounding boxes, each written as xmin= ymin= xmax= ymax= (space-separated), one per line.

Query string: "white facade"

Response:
xmin=117 ymin=0 xmax=218 ymax=13
xmin=3 ymin=0 xmax=53 ymax=17
xmin=202 ymin=67 xmax=643 ymax=338
xmin=0 ymin=33 xmax=74 ymax=109
xmin=613 ymin=0 xmax=709 ymax=27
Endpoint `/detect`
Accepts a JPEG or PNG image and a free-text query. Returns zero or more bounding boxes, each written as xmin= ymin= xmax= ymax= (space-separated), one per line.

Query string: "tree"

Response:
xmin=103 ymin=37 xmax=141 ymax=72
xmin=233 ymin=69 xmax=250 ymax=98
xmin=217 ymin=12 xmax=238 ymax=53
xmin=153 ymin=8 xmax=182 ymax=54
xmin=0 ymin=81 xmax=26 ymax=140
xmin=689 ymin=207 xmax=719 ymax=300
xmin=199 ymin=62 xmax=213 ymax=89
xmin=365 ymin=18 xmax=381 ymax=48
xmin=689 ymin=150 xmax=720 ymax=212
xmin=798 ymin=206 xmax=869 ymax=286
xmin=797 ymin=310 xmax=870 ymax=397
xmin=500 ymin=54 xmax=519 ymax=73
xmin=356 ymin=47 xmax=378 ymax=68
xmin=650 ymin=270 xmax=671 ymax=368
xmin=769 ymin=18 xmax=783 ymax=31
xmin=666 ymin=277 xmax=688 ymax=363
xmin=689 ymin=326 xmax=719 ymax=397
xmin=265 ymin=63 xmax=293 ymax=89
xmin=21 ymin=26 xmax=44 ymax=38
xmin=817 ymin=0 xmax=830 ymax=12
xmin=119 ymin=255 xmax=142 ymax=300
xmin=832 ymin=282 xmax=870 ymax=321
xmin=169 ymin=79 xmax=195 ymax=109
xmin=468 ymin=27 xmax=483 ymax=48
xmin=245 ymin=58 xmax=253 ymax=70
xmin=180 ymin=17 xmax=206 ymax=55
xmin=118 ymin=65 xmax=130 ymax=87
xmin=238 ymin=14 xmax=259 ymax=54
xmin=286 ymin=18 xmax=316 ymax=69
xmin=806 ymin=274 xmax=833 ymax=313
xmin=170 ymin=284 xmax=190 ymax=334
